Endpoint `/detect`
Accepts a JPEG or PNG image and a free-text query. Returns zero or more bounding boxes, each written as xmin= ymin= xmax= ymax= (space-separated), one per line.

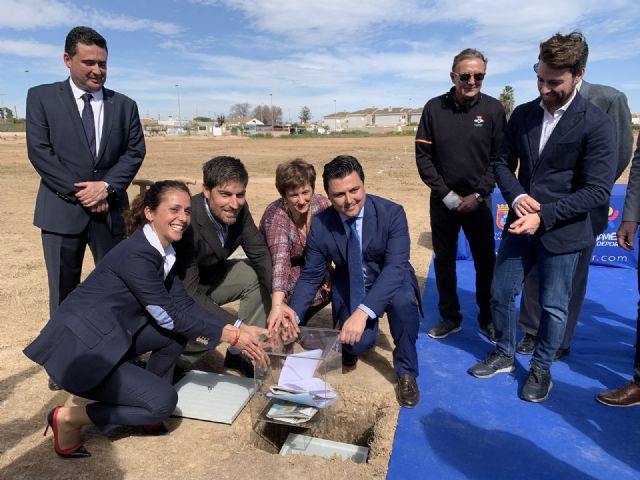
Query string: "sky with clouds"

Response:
xmin=1 ymin=0 xmax=639 ymax=122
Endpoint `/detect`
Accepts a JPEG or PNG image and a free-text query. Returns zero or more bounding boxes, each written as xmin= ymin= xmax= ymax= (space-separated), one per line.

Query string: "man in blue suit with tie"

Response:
xmin=289 ymin=155 xmax=421 ymax=408
xmin=27 ymin=26 xmax=145 ymax=389
xmin=468 ymin=33 xmax=617 ymax=402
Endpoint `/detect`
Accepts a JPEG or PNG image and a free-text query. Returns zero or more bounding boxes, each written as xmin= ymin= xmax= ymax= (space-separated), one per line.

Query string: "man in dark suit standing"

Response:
xmin=289 ymin=155 xmax=421 ymax=408
xmin=517 ymin=32 xmax=634 ymax=360
xmin=468 ymin=32 xmax=616 ymax=402
xmin=175 ymin=156 xmax=273 ymax=377
xmin=597 ymin=134 xmax=640 ymax=407
xmin=27 ymin=26 xmax=145 ymax=389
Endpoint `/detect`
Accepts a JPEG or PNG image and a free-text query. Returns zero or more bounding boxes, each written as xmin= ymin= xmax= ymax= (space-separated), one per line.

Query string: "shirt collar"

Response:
xmin=539 ymin=87 xmax=578 ymax=117
xmin=203 ymin=196 xmax=228 ymax=234
xmin=68 ymin=77 xmax=104 ymax=101
xmin=143 ymin=224 xmax=176 ymax=266
xmin=339 ymin=202 xmax=365 ymax=224
xmin=446 ymin=86 xmax=481 ymax=112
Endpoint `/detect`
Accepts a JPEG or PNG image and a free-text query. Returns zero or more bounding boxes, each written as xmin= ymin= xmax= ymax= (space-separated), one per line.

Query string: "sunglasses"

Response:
xmin=453 ymin=72 xmax=485 ymax=82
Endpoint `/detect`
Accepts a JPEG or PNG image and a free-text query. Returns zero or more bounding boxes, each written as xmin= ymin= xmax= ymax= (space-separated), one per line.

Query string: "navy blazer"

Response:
xmin=494 ymin=91 xmax=616 ymax=254
xmin=289 ymin=194 xmax=420 ymax=322
xmin=26 ymin=79 xmax=145 ymax=235
xmin=23 ymin=229 xmax=224 ymax=393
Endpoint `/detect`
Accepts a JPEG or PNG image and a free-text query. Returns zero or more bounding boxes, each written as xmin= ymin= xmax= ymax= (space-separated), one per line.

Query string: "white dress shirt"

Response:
xmin=69 ymin=78 xmax=104 ymax=157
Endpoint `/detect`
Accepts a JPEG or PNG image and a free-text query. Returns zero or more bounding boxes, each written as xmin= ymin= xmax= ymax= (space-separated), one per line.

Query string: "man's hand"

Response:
xmin=88 ymin=199 xmax=109 ymax=213
xmin=235 ymin=324 xmax=270 ymax=368
xmin=508 ymin=213 xmax=541 ymax=235
xmin=74 ymin=181 xmax=108 ymax=208
xmin=513 ymin=195 xmax=541 ymax=218
xmin=617 ymin=221 xmax=638 ymax=251
xmin=266 ymin=303 xmax=300 ymax=342
xmin=456 ymin=194 xmax=481 ymax=213
xmin=338 ymin=308 xmax=368 ymax=345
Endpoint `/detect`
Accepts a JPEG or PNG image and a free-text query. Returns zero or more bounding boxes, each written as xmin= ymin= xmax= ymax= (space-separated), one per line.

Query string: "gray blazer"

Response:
xmin=623 ymin=135 xmax=640 ymax=223
xmin=26 ymin=79 xmax=145 ymax=235
xmin=580 ymin=80 xmax=634 ymax=234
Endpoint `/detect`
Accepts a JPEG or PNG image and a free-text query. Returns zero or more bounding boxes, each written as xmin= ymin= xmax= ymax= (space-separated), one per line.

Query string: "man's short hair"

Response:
xmin=452 ymin=48 xmax=487 ymax=71
xmin=322 ymin=155 xmax=365 ymax=193
xmin=539 ymin=31 xmax=588 ymax=76
xmin=202 ymin=156 xmax=249 ymax=189
xmin=65 ymin=26 xmax=108 ymax=57
xmin=275 ymin=158 xmax=317 ymax=197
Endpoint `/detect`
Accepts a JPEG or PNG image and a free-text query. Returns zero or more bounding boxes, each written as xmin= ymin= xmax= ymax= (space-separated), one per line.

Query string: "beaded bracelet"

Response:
xmin=230 ymin=328 xmax=241 ymax=347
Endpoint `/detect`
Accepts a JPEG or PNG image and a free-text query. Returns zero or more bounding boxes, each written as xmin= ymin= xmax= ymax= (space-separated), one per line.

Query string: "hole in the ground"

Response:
xmin=250 ymin=401 xmax=383 ymax=461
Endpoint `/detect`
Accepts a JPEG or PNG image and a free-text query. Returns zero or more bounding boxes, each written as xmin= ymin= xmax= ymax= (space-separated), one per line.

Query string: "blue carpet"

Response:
xmin=388 ymin=261 xmax=640 ymax=480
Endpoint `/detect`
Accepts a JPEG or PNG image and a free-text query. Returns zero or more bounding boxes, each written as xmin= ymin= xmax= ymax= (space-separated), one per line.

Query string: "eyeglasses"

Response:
xmin=453 ymin=72 xmax=485 ymax=82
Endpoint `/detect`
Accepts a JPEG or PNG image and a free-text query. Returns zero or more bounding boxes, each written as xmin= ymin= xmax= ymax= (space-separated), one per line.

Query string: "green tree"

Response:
xmin=193 ymin=116 xmax=213 ymax=122
xmin=499 ymin=86 xmax=515 ymax=119
xmin=298 ymin=106 xmax=311 ymax=124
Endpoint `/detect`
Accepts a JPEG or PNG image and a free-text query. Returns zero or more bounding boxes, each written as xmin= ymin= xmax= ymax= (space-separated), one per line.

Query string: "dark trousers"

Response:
xmin=42 ymin=215 xmax=124 ymax=316
xmin=72 ymin=322 xmax=186 ymax=433
xmin=340 ymin=284 xmax=420 ymax=378
xmin=430 ymin=193 xmax=495 ymax=326
xmin=519 ymin=242 xmax=595 ymax=350
xmin=635 ymin=256 xmax=640 ymax=385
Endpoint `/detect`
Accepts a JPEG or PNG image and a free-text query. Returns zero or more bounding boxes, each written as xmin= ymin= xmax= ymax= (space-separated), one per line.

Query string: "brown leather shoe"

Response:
xmin=396 ymin=373 xmax=420 ymax=408
xmin=596 ymin=382 xmax=640 ymax=407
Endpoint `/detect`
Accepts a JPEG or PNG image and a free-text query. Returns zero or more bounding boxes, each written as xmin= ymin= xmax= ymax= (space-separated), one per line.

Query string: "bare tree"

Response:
xmin=229 ymin=102 xmax=251 ymax=118
xmin=499 ymin=86 xmax=515 ymax=119
xmin=252 ymin=104 xmax=283 ymax=125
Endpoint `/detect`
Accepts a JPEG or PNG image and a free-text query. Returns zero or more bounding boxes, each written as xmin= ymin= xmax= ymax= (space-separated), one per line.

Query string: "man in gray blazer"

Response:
xmin=597 ymin=134 xmax=640 ymax=406
xmin=27 ymin=26 xmax=145 ymax=389
xmin=516 ymin=32 xmax=633 ymax=359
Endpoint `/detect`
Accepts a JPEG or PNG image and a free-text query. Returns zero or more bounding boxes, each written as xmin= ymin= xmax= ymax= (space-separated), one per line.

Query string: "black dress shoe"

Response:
xmin=553 ymin=347 xmax=570 ymax=361
xmin=44 ymin=407 xmax=91 ymax=459
xmin=224 ymin=350 xmax=255 ymax=378
xmin=396 ymin=373 xmax=420 ymax=408
xmin=516 ymin=333 xmax=536 ymax=355
xmin=520 ymin=365 xmax=552 ymax=403
xmin=48 ymin=377 xmax=63 ymax=391
xmin=342 ymin=351 xmax=358 ymax=369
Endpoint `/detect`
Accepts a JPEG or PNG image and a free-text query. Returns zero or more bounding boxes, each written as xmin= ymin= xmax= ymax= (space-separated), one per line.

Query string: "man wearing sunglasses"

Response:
xmin=416 ymin=48 xmax=506 ymax=343
xmin=468 ymin=33 xmax=617 ymax=402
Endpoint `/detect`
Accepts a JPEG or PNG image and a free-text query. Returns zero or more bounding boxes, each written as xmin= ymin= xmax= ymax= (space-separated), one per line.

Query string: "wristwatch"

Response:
xmin=104 ymin=182 xmax=116 ymax=197
xmin=474 ymin=193 xmax=483 ymax=203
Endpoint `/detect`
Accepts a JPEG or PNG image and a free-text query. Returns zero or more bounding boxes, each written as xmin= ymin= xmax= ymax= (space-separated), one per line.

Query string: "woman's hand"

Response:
xmin=267 ymin=303 xmax=300 ymax=342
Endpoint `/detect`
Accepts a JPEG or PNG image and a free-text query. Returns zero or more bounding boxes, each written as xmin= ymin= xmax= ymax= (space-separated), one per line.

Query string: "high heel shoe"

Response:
xmin=142 ymin=422 xmax=169 ymax=436
xmin=43 ymin=407 xmax=91 ymax=459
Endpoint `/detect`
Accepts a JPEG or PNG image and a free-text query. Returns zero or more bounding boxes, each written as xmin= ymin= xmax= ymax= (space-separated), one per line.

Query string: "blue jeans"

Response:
xmin=491 ymin=234 xmax=580 ymax=369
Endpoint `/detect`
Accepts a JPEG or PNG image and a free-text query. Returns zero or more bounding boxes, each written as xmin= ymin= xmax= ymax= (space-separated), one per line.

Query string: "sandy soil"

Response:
xmin=0 ymin=133 xmax=434 ymax=480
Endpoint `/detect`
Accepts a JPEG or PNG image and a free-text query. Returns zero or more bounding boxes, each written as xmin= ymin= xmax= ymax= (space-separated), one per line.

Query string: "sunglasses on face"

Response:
xmin=453 ymin=72 xmax=486 ymax=82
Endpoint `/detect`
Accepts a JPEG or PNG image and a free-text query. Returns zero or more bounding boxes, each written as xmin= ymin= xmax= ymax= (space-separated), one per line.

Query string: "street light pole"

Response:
xmin=333 ymin=99 xmax=336 ymax=114
xmin=175 ymin=84 xmax=181 ymax=124
xmin=269 ymin=93 xmax=273 ymax=131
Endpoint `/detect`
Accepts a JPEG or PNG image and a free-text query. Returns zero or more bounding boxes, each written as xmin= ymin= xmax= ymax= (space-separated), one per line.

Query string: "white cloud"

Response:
xmin=0 ymin=38 xmax=59 ymax=58
xmin=0 ymin=0 xmax=181 ymax=35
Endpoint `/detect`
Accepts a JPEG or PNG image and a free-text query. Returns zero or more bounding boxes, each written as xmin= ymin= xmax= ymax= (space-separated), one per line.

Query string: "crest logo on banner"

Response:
xmin=608 ymin=206 xmax=620 ymax=229
xmin=495 ymin=203 xmax=509 ymax=230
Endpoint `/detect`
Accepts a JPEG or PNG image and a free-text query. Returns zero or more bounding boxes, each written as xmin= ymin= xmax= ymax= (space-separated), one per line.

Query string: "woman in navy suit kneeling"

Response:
xmin=24 ymin=180 xmax=270 ymax=458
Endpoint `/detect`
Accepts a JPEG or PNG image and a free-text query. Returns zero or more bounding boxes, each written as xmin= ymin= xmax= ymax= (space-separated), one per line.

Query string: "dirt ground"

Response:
xmin=0 ymin=133 xmax=434 ymax=480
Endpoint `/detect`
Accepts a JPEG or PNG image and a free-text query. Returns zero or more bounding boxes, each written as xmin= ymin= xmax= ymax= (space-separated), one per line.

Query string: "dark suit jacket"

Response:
xmin=26 ymin=79 xmax=145 ymax=235
xmin=289 ymin=194 xmax=420 ymax=323
xmin=494 ymin=92 xmax=616 ymax=254
xmin=579 ymin=80 xmax=634 ymax=234
xmin=23 ymin=229 xmax=224 ymax=393
xmin=174 ymin=192 xmax=272 ymax=320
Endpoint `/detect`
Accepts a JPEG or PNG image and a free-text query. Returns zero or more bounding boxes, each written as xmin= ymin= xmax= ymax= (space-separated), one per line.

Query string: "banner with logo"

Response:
xmin=456 ymin=184 xmax=638 ymax=269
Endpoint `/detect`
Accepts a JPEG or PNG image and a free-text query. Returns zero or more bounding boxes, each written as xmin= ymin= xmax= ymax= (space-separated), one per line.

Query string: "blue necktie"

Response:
xmin=347 ymin=217 xmax=365 ymax=314
xmin=81 ymin=93 xmax=96 ymax=158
